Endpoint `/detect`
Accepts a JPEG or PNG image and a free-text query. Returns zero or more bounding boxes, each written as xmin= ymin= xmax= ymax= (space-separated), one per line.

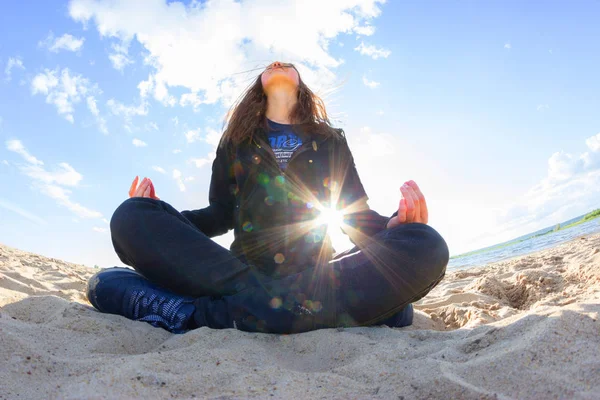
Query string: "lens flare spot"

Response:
xmin=270 ymin=297 xmax=283 ymax=309
xmin=233 ymin=160 xmax=244 ymax=175
xmin=264 ymin=196 xmax=274 ymax=206
xmin=305 ymin=233 xmax=323 ymax=243
xmin=274 ymin=253 xmax=285 ymax=264
xmin=303 ymin=300 xmax=322 ymax=313
xmin=242 ymin=221 xmax=253 ymax=232
xmin=252 ymin=155 xmax=261 ymax=164
xmin=323 ymin=177 xmax=339 ymax=191
xmin=257 ymin=173 xmax=270 ymax=186
xmin=275 ymin=175 xmax=285 ymax=186
xmin=311 ymin=301 xmax=323 ymax=312
xmin=306 ymin=202 xmax=313 ymax=209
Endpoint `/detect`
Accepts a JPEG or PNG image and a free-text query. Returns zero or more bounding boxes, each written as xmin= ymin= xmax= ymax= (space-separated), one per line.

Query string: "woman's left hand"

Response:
xmin=386 ymin=180 xmax=429 ymax=228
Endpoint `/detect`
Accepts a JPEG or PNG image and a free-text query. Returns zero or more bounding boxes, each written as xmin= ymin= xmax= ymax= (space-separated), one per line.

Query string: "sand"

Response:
xmin=1 ymin=234 xmax=599 ymax=400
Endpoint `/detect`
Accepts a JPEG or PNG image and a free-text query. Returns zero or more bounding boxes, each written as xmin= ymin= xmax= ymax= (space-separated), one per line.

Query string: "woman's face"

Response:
xmin=261 ymin=61 xmax=299 ymax=94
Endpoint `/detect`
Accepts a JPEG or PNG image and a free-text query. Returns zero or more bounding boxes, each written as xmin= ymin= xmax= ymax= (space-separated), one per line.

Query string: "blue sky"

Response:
xmin=1 ymin=0 xmax=599 ymax=268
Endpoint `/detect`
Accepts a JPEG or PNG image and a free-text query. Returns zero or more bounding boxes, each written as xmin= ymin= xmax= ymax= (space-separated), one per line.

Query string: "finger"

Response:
xmin=143 ymin=185 xmax=151 ymax=198
xmin=407 ymin=180 xmax=428 ymax=223
xmin=398 ymin=198 xmax=407 ymax=223
xmin=134 ymin=178 xmax=149 ymax=197
xmin=401 ymin=185 xmax=415 ymax=222
xmin=129 ymin=176 xmax=139 ymax=198
xmin=387 ymin=215 xmax=400 ymax=229
xmin=405 ymin=184 xmax=421 ymax=223
xmin=149 ymin=180 xmax=156 ymax=199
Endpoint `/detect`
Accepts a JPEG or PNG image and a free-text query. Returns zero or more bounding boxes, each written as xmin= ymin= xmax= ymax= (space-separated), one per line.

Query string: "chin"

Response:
xmin=263 ymin=76 xmax=298 ymax=93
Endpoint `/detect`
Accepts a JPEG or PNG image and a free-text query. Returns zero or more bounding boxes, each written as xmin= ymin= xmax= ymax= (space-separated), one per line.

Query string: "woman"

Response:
xmin=87 ymin=61 xmax=449 ymax=334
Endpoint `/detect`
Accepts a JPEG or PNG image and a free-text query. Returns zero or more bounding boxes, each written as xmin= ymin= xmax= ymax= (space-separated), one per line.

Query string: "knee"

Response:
xmin=110 ymin=197 xmax=155 ymax=240
xmin=386 ymin=223 xmax=449 ymax=279
xmin=415 ymin=224 xmax=449 ymax=280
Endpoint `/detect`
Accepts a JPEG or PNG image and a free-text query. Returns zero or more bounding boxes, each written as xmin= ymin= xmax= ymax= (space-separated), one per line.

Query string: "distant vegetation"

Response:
xmin=450 ymin=208 xmax=600 ymax=260
xmin=559 ymin=208 xmax=600 ymax=230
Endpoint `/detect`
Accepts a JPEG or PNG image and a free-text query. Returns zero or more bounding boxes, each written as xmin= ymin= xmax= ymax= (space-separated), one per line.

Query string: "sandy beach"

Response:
xmin=1 ymin=234 xmax=599 ymax=399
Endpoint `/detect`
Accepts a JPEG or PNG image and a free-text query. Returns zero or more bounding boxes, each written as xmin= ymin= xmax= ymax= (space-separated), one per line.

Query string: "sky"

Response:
xmin=1 ymin=0 xmax=599 ymax=268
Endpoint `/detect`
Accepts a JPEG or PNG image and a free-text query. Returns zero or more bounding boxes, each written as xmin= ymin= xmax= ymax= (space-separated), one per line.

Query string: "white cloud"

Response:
xmin=145 ymin=122 xmax=159 ymax=131
xmin=87 ymin=96 xmax=99 ymax=116
xmin=585 ymin=133 xmax=600 ymax=152
xmin=20 ymin=162 xmax=83 ymax=187
xmin=152 ymin=166 xmax=166 ymax=174
xmin=536 ymin=104 xmax=549 ymax=112
xmin=376 ymin=110 xmax=384 ymax=115
xmin=87 ymin=96 xmax=108 ymax=134
xmin=102 ymin=218 xmax=109 ymax=224
xmin=487 ymin=132 xmax=600 ymax=248
xmin=189 ymin=155 xmax=214 ymax=168
xmin=132 ymin=138 xmax=147 ymax=147
xmin=185 ymin=128 xmax=201 ymax=143
xmin=354 ymin=25 xmax=375 ymax=36
xmin=354 ymin=42 xmax=391 ymax=59
xmin=93 ymin=226 xmax=108 ymax=233
xmin=338 ymin=126 xmax=600 ymax=256
xmin=2 ymin=160 xmax=8 ymax=166
xmin=106 ymin=98 xmax=148 ymax=131
xmin=4 ymin=57 xmax=25 ymax=82
xmin=184 ymin=176 xmax=195 ymax=182
xmin=172 ymin=117 xmax=179 ymax=126
xmin=69 ymin=0 xmax=386 ymax=108
xmin=362 ymin=75 xmax=380 ymax=88
xmin=172 ymin=149 xmax=182 ymax=154
xmin=0 ymin=198 xmax=47 ymax=225
xmin=6 ymin=140 xmax=44 ymax=165
xmin=173 ymin=169 xmax=186 ymax=191
xmin=40 ymin=32 xmax=85 ymax=53
xmin=188 ymin=127 xmax=220 ymax=167
xmin=138 ymin=74 xmax=177 ymax=106
xmin=107 ymin=98 xmax=148 ymax=119
xmin=504 ymin=43 xmax=512 ymax=50
xmin=6 ymin=139 xmax=102 ymax=219
xmin=109 ymin=41 xmax=134 ymax=71
xmin=204 ymin=127 xmax=222 ymax=147
xmin=31 ymin=68 xmax=96 ymax=123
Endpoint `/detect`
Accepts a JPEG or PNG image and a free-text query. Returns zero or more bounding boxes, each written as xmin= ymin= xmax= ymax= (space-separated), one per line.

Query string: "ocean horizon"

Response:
xmin=448 ymin=210 xmax=600 ymax=270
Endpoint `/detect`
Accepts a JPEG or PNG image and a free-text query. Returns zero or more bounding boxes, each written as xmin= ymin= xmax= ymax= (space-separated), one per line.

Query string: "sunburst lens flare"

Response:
xmin=316 ymin=206 xmax=345 ymax=232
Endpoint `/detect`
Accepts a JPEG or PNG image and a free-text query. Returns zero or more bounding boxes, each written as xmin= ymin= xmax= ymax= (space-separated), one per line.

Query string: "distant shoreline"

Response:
xmin=451 ymin=208 xmax=600 ymax=260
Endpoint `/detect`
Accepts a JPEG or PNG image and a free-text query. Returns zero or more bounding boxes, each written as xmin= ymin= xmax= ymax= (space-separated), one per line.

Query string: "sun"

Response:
xmin=315 ymin=205 xmax=351 ymax=252
xmin=315 ymin=206 xmax=344 ymax=229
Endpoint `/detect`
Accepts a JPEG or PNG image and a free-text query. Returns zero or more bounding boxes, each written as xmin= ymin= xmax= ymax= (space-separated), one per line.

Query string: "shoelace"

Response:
xmin=128 ymin=290 xmax=189 ymax=331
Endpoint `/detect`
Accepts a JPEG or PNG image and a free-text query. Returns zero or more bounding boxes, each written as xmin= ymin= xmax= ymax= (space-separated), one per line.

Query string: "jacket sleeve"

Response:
xmin=181 ymin=142 xmax=236 ymax=237
xmin=336 ymin=135 xmax=394 ymax=245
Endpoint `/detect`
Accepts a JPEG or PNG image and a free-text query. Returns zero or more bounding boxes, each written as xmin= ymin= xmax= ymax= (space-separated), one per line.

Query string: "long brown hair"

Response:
xmin=221 ymin=64 xmax=342 ymax=146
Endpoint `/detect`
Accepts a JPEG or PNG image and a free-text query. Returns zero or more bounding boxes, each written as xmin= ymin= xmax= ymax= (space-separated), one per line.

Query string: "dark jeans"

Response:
xmin=110 ymin=197 xmax=449 ymax=333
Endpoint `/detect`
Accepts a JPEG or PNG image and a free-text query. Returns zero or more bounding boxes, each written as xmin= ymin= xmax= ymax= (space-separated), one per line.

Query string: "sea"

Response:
xmin=448 ymin=214 xmax=600 ymax=271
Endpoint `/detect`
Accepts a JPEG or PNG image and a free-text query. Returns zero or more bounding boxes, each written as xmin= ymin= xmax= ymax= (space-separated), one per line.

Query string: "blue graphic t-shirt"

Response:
xmin=266 ymin=119 xmax=303 ymax=170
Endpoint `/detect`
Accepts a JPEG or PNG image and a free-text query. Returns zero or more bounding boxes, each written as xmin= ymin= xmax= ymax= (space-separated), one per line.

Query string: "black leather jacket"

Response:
xmin=182 ymin=127 xmax=392 ymax=277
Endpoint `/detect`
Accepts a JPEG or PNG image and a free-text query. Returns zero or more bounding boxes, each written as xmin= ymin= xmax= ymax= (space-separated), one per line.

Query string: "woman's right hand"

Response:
xmin=129 ymin=176 xmax=160 ymax=200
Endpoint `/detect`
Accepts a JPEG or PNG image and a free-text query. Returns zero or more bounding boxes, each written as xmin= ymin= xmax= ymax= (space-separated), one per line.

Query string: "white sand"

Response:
xmin=1 ymin=234 xmax=599 ymax=399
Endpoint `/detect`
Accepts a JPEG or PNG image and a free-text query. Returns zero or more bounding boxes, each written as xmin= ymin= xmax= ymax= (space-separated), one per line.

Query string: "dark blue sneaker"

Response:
xmin=87 ymin=267 xmax=197 ymax=334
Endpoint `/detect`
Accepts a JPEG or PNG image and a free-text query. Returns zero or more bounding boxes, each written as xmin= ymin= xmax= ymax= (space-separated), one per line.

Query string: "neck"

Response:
xmin=265 ymin=89 xmax=298 ymax=124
